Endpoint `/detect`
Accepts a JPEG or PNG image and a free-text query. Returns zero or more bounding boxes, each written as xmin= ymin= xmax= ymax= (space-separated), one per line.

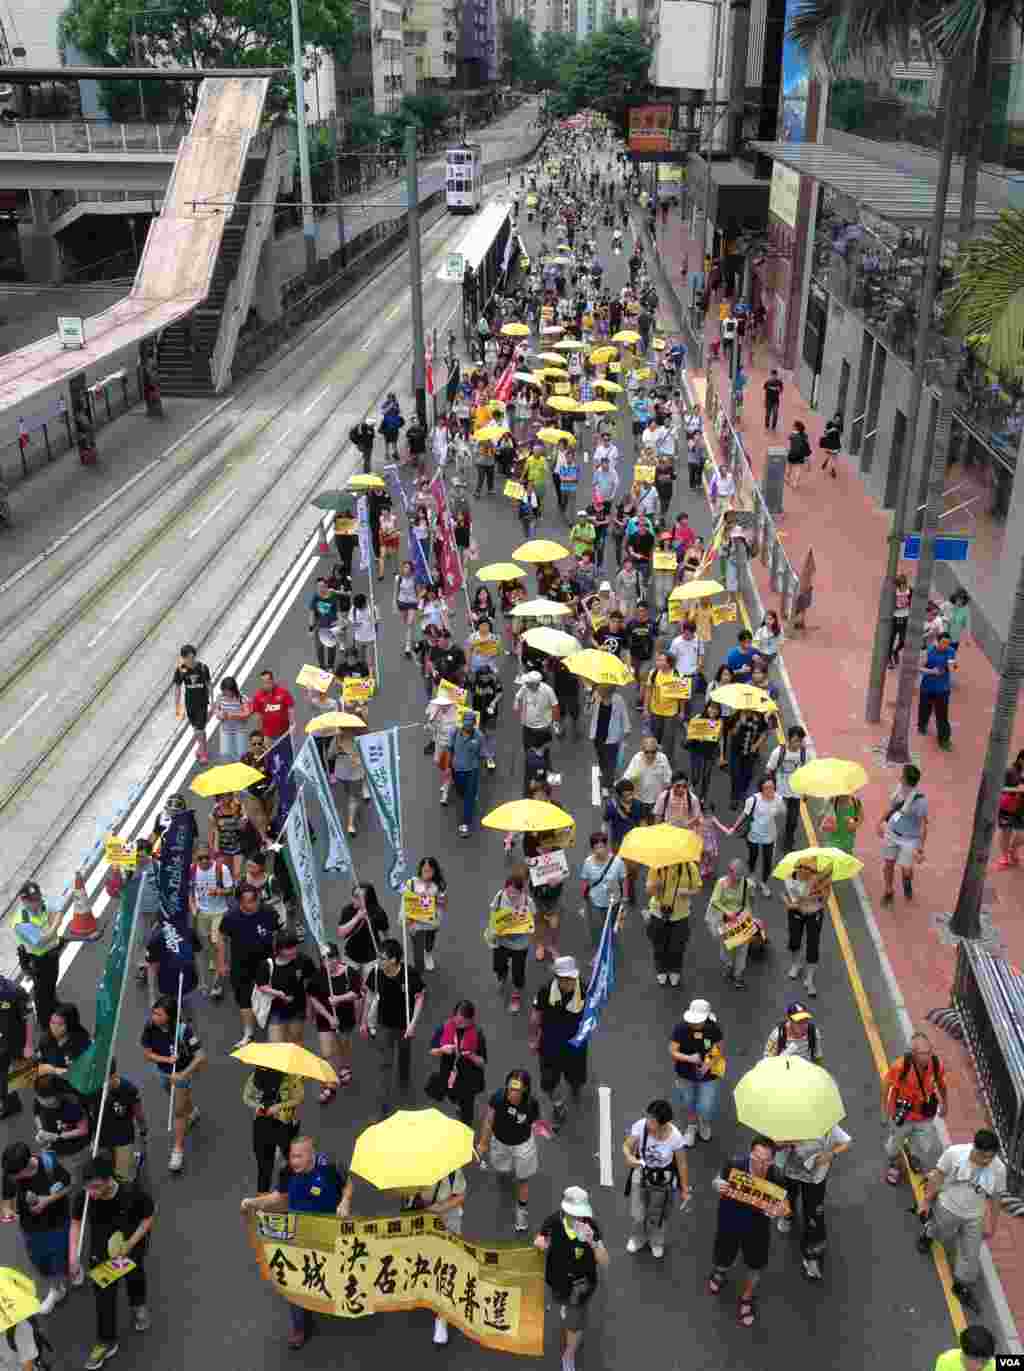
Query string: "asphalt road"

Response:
xmin=0 ymin=154 xmax=962 ymax=1370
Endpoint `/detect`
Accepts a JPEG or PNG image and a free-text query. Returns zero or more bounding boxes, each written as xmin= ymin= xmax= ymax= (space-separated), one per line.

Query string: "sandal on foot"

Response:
xmin=319 ymin=1086 xmax=336 ymax=1104
xmin=706 ymin=1272 xmax=724 ymax=1296
xmin=337 ymin=1067 xmax=353 ymax=1087
xmin=885 ymin=1165 xmax=902 ymax=1185
xmin=737 ymin=1296 xmax=757 ymax=1328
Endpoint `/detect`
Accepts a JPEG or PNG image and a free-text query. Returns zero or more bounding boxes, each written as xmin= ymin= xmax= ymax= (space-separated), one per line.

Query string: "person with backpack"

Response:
xmin=1 ymin=1142 xmax=73 ymax=1316
xmin=622 ymin=1098 xmax=690 ymax=1259
xmin=476 ymin=1070 xmax=542 ymax=1234
xmin=882 ymin=1031 xmax=948 ymax=1185
xmin=782 ymin=855 xmax=833 ymax=999
xmin=785 ymin=420 xmax=812 ymax=488
xmin=640 ymin=859 xmax=702 ymax=987
xmin=765 ymin=725 xmax=808 ymax=851
xmin=763 ymin=1003 xmax=824 ymax=1062
xmin=706 ymin=860 xmax=756 ymax=990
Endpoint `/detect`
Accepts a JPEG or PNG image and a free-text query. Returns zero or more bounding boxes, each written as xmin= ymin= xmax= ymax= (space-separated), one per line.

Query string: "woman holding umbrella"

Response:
xmin=243 ymin=1066 xmax=304 ymax=1191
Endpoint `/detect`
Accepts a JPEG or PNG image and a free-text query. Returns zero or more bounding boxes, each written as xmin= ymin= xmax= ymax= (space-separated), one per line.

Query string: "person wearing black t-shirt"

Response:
xmin=96 ymin=1060 xmax=147 ymax=1183
xmin=140 ymin=996 xmax=205 ymax=1175
xmin=625 ymin=604 xmax=655 ymax=678
xmin=219 ymin=887 xmax=282 ymax=1048
xmin=477 ymin=1070 xmax=541 ymax=1232
xmin=337 ymin=885 xmax=390 ymax=976
xmin=172 ymin=644 xmax=212 ymax=764
xmin=256 ymin=932 xmax=316 ymax=1046
xmin=33 ymin=1077 xmax=90 ymax=1191
xmin=707 ymin=1135 xmax=790 ymax=1328
xmin=594 ymin=612 xmax=625 ymax=659
xmin=1 ymin=1141 xmax=72 ymax=1314
xmin=536 ymin=1185 xmax=609 ymax=1369
xmin=305 ymin=945 xmax=362 ymax=1100
xmin=0 ymin=974 xmax=31 ymax=1119
xmin=70 ymin=1154 xmax=155 ymax=1357
xmin=359 ymin=938 xmax=425 ymax=1119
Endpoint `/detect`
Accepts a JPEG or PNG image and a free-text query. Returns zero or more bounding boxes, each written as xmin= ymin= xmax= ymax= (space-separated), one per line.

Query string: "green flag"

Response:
xmin=68 ymin=874 xmax=142 ymax=1097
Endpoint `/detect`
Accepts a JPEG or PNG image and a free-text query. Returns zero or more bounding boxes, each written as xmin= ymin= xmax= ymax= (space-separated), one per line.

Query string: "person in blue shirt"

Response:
xmin=241 ymin=1135 xmax=353 ymax=1351
xmin=725 ymin=631 xmax=757 ymax=680
xmin=447 ymin=711 xmax=484 ymax=836
xmin=918 ymin=631 xmax=958 ymax=751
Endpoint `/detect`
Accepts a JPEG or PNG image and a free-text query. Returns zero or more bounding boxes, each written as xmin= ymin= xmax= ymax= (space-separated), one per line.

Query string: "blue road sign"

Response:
xmin=901 ymin=534 xmax=971 ymax=563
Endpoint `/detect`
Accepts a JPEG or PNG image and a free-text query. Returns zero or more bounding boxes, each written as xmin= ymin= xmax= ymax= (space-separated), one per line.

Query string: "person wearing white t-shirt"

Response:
xmin=778 ymin=1122 xmax=851 ymax=1281
xmin=622 ymin=1099 xmax=690 ymax=1258
xmin=514 ymin=671 xmax=561 ymax=749
xmin=189 ymin=847 xmax=235 ymax=998
xmin=918 ymin=1130 xmax=1006 ymax=1313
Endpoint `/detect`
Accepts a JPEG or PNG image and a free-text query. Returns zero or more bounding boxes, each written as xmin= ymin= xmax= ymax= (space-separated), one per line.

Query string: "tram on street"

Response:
xmin=445 ymin=143 xmax=483 ymax=211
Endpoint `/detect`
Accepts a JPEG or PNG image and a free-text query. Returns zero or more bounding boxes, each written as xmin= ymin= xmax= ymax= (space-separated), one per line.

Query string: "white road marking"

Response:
xmin=256 ymin=426 xmax=295 ymax=467
xmin=302 ymin=385 xmax=331 ymax=416
xmin=0 ymin=693 xmax=49 ymax=747
xmin=361 ymin=330 xmax=380 ymax=352
xmin=591 ymin=764 xmax=602 ymax=808
xmin=85 ymin=568 xmax=163 ymax=648
xmin=186 ymin=490 xmax=235 ymax=541
xmin=598 ymin=1085 xmax=613 ymax=1187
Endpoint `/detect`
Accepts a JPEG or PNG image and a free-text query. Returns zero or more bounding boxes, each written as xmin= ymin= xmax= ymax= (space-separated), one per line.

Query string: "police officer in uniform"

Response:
xmin=14 ymin=882 xmax=63 ymax=1034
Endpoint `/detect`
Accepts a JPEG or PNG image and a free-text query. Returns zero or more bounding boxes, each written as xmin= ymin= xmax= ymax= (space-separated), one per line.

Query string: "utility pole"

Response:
xmin=405 ymin=123 xmax=428 ymax=429
xmin=290 ymin=0 xmax=318 ymax=278
xmin=697 ymin=0 xmax=722 ymax=369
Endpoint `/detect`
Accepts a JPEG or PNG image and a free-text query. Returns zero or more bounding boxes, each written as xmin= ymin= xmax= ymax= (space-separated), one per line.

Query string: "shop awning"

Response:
xmin=750 ymin=141 xmax=1000 ymax=227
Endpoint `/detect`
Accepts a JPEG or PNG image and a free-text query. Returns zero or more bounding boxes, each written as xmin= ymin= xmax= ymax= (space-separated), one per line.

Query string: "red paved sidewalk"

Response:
xmin=652 ymin=210 xmax=1024 ymax=1335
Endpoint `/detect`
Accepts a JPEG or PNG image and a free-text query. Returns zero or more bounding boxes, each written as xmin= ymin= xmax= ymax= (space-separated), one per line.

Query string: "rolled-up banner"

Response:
xmin=291 ymin=736 xmax=352 ymax=877
xmin=283 ymin=790 xmax=325 ymax=950
xmin=156 ymin=808 xmax=195 ymax=929
xmin=265 ymin=733 xmax=297 ymax=832
xmin=356 ymin=728 xmax=407 ymax=892
xmin=357 ymin=494 xmax=372 ymax=574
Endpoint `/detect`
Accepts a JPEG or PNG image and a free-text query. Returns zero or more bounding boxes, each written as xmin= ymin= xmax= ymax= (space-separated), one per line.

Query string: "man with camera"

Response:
xmin=882 ymin=1031 xmax=948 ymax=1186
xmin=916 ymin=1129 xmax=1005 ymax=1315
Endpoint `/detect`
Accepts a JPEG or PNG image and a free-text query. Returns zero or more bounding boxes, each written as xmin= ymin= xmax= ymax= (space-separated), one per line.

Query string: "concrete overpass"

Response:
xmin=0 ymin=122 xmax=183 ymax=191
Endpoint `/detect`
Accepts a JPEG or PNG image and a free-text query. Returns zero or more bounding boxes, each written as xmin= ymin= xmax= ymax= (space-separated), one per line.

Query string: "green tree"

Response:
xmin=535 ymin=30 xmax=576 ymax=89
xmin=501 ymin=15 xmax=538 ymax=85
xmin=59 ymin=0 xmax=354 ymax=114
xmin=551 ymin=21 xmax=651 ymax=114
xmin=346 ymin=97 xmax=385 ymax=148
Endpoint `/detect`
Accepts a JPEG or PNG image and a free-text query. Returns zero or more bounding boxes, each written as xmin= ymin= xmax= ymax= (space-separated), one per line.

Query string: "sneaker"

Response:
xmin=0 ymin=1095 xmax=23 ymax=1120
xmin=424 ymin=952 xmax=436 ymax=972
xmin=916 ymin=1232 xmax=933 ymax=1255
xmin=71 ymin=1265 xmax=85 ymax=1288
xmin=760 ymin=880 xmax=771 ymax=896
xmin=432 ymin=1316 xmax=449 ymax=1345
xmin=234 ymin=1032 xmax=253 ymax=1049
xmin=626 ymin=1236 xmax=647 ymax=1253
xmin=85 ymin=1344 xmax=119 ymax=1370
xmin=168 ymin=1149 xmax=184 ymax=1173
xmin=776 ymin=1217 xmax=792 ymax=1234
xmin=439 ymin=785 xmax=450 ymax=805
xmin=651 ymin=1242 xmax=664 ymax=1258
xmin=802 ymin=1257 xmax=823 ymax=1281
xmin=682 ymin=1124 xmax=697 ymax=1148
xmin=287 ymin=1328 xmax=307 ymax=1350
xmin=509 ymin=991 xmax=522 ymax=1014
xmin=698 ymin=1120 xmax=712 ymax=1142
xmin=656 ymin=972 xmax=667 ymax=985
xmin=186 ymin=1108 xmax=200 ymax=1131
xmin=952 ymin=1281 xmax=981 ymax=1314
xmin=38 ymin=1283 xmax=66 ymax=1315
xmin=132 ymin=1305 xmax=151 ymax=1332
xmin=514 ymin=1205 xmax=529 ymax=1233
xmin=803 ymin=974 xmax=817 ymax=998
xmin=458 ymin=824 xmax=470 ymax=836
xmin=209 ymin=978 xmax=224 ymax=1001
xmin=787 ymin=962 xmax=803 ymax=980
xmin=669 ymin=973 xmax=681 ymax=987
xmin=486 ymin=758 xmax=497 ymax=770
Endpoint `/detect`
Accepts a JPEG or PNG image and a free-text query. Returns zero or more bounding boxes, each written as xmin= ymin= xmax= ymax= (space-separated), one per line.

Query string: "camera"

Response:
xmin=893 ymin=1098 xmax=911 ymax=1127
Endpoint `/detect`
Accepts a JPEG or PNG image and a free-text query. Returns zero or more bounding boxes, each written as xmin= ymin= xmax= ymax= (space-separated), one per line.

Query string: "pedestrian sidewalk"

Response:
xmin=651 ymin=209 xmax=1024 ymax=1337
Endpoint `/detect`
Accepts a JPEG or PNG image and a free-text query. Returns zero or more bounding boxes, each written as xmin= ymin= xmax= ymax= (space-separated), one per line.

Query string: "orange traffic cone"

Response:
xmin=65 ymin=871 xmax=102 ymax=942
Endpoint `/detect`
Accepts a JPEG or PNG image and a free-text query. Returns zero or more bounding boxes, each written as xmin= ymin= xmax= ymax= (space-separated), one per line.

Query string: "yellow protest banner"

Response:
xmin=473 ymin=637 xmax=500 ymax=657
xmin=554 ymin=382 xmax=572 ymax=395
xmin=90 ymin=1258 xmax=137 ymax=1289
xmin=687 ymin=718 xmax=722 ymax=743
xmin=723 ymin=1169 xmax=788 ymax=1215
xmin=504 ymin=480 xmax=526 ymax=501
xmin=438 ymin=680 xmax=468 ymax=706
xmin=653 ymin=551 xmax=677 ymax=572
xmin=297 ymin=664 xmax=336 ymax=693
xmin=334 ymin=517 xmax=357 ymax=536
xmin=402 ymin=889 xmax=437 ymax=924
xmin=668 ymin=602 xmax=687 ymax=623
xmin=342 ymin=677 xmax=375 ymax=704
xmin=247 ymin=1211 xmax=545 ymax=1356
xmin=633 ymin=464 xmax=656 ymax=485
xmin=659 ymin=678 xmax=691 ymax=700
xmin=608 ymin=361 xmax=622 ymax=375
xmin=723 ymin=913 xmax=757 ymax=950
xmin=103 ymin=835 xmax=137 ymax=870
xmin=491 ymin=905 xmax=536 ymax=937
xmin=712 ymin=603 xmax=738 ymax=626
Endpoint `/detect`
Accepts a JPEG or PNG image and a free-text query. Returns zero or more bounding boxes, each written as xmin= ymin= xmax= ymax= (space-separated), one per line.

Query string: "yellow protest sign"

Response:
xmin=589 ymin=613 xmax=607 ymax=633
xmin=668 ymin=602 xmax=687 ymax=623
xmin=402 ymin=889 xmax=437 ymax=924
xmin=633 ymin=465 xmax=656 ymax=485
xmin=491 ymin=905 xmax=536 ymax=937
xmin=248 ymin=1211 xmax=544 ymax=1356
xmin=723 ymin=913 xmax=757 ymax=950
xmin=723 ymin=1169 xmax=788 ymax=1214
xmin=342 ymin=676 xmax=375 ymax=704
xmin=297 ymin=664 xmax=335 ymax=693
xmin=687 ymin=718 xmax=722 ymax=743
xmin=90 ymin=1258 xmax=137 ymax=1289
xmin=334 ymin=517 xmax=357 ymax=536
xmin=438 ymin=680 xmax=468 ymax=706
xmin=659 ymin=678 xmax=691 ymax=700
xmin=653 ymin=551 xmax=677 ymax=572
xmin=504 ymin=480 xmax=526 ymax=501
xmin=712 ymin=603 xmax=738 ymax=625
xmin=554 ymin=382 xmax=572 ymax=395
xmin=103 ymin=835 xmax=137 ymax=870
xmin=473 ymin=637 xmax=500 ymax=657
xmin=608 ymin=361 xmax=622 ymax=374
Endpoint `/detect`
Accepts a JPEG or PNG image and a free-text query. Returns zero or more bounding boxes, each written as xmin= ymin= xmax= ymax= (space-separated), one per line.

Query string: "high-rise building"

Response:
xmin=405 ymin=0 xmax=458 ymax=89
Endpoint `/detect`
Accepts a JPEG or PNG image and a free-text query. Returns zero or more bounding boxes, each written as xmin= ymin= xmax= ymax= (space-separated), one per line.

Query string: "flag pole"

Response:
xmin=76 ymin=873 xmax=147 ymax=1266
xmin=166 ymin=969 xmax=185 ymax=1134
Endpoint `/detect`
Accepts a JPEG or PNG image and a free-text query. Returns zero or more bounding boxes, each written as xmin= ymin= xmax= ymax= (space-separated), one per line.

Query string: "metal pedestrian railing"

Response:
xmin=953 ymin=940 xmax=1024 ymax=1195
xmin=0 ymin=120 xmax=185 ymax=156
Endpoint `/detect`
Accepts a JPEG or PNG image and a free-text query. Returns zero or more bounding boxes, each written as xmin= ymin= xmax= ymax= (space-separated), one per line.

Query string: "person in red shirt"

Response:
xmin=251 ymin=670 xmax=295 ymax=741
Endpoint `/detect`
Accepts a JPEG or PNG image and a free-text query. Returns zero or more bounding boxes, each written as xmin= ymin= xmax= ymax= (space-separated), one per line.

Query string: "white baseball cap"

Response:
xmin=561 ymin=1185 xmax=593 ymax=1219
xmin=683 ymin=998 xmax=713 ymax=1025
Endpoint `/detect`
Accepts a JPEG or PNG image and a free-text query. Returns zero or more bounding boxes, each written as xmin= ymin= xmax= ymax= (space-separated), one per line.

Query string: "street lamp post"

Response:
xmin=290 ymin=0 xmax=318 ymax=278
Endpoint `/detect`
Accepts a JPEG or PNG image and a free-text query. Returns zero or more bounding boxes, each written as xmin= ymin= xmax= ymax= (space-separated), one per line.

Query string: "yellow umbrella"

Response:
xmin=580 ymin=399 xmax=617 ymax=414
xmin=347 ymin=473 xmax=386 ymax=490
xmin=772 ymin=847 xmax=864 ymax=882
xmin=523 ymin=626 xmax=582 ymax=657
xmin=476 ymin=561 xmax=527 ymax=582
xmin=619 ymin=823 xmax=703 ymax=868
xmin=612 ymin=329 xmax=641 ymax=344
xmin=734 ymin=1057 xmax=846 ymax=1139
xmin=536 ymin=426 xmax=576 ymax=446
xmin=539 ymin=367 xmax=569 ymax=380
xmin=789 ymin=758 xmax=870 ymax=798
xmin=669 ymin=579 xmax=725 ymax=601
xmin=653 ymin=337 xmax=666 ymax=350
xmin=594 ymin=379 xmax=623 ymax=393
xmin=553 ymin=338 xmax=584 ymax=350
xmin=513 ymin=539 xmax=571 ymax=563
xmin=0 ymin=1269 xmax=39 ymax=1332
xmin=501 ymin=321 xmax=530 ymax=336
xmin=710 ymin=683 xmax=776 ymax=714
xmin=190 ymin=762 xmax=265 ymax=797
xmin=351 ymin=1109 xmax=474 ymax=1190
xmin=564 ymin=649 xmax=635 ymax=687
xmin=538 ymin=351 xmax=565 ymax=364
xmin=633 ymin=367 xmax=654 ymax=381
xmin=305 ymin=711 xmax=367 ymax=733
xmin=473 ymin=423 xmax=510 ymax=442
xmin=483 ymin=798 xmax=575 ymax=833
xmin=509 ymin=597 xmax=573 ymax=618
xmin=590 ymin=346 xmax=618 ymax=364
xmin=547 ymin=395 xmax=582 ymax=413
xmin=556 ymin=244 xmax=572 ymax=253
xmin=231 ymin=1042 xmax=338 ymax=1085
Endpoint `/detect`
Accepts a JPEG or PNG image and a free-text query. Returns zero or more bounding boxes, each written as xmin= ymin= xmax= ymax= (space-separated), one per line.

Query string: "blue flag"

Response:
xmin=384 ymin=463 xmax=433 ymax=588
xmin=157 ymin=809 xmax=195 ymax=929
xmin=265 ymin=734 xmax=297 ymax=834
xmin=570 ymin=907 xmax=617 ymax=1048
